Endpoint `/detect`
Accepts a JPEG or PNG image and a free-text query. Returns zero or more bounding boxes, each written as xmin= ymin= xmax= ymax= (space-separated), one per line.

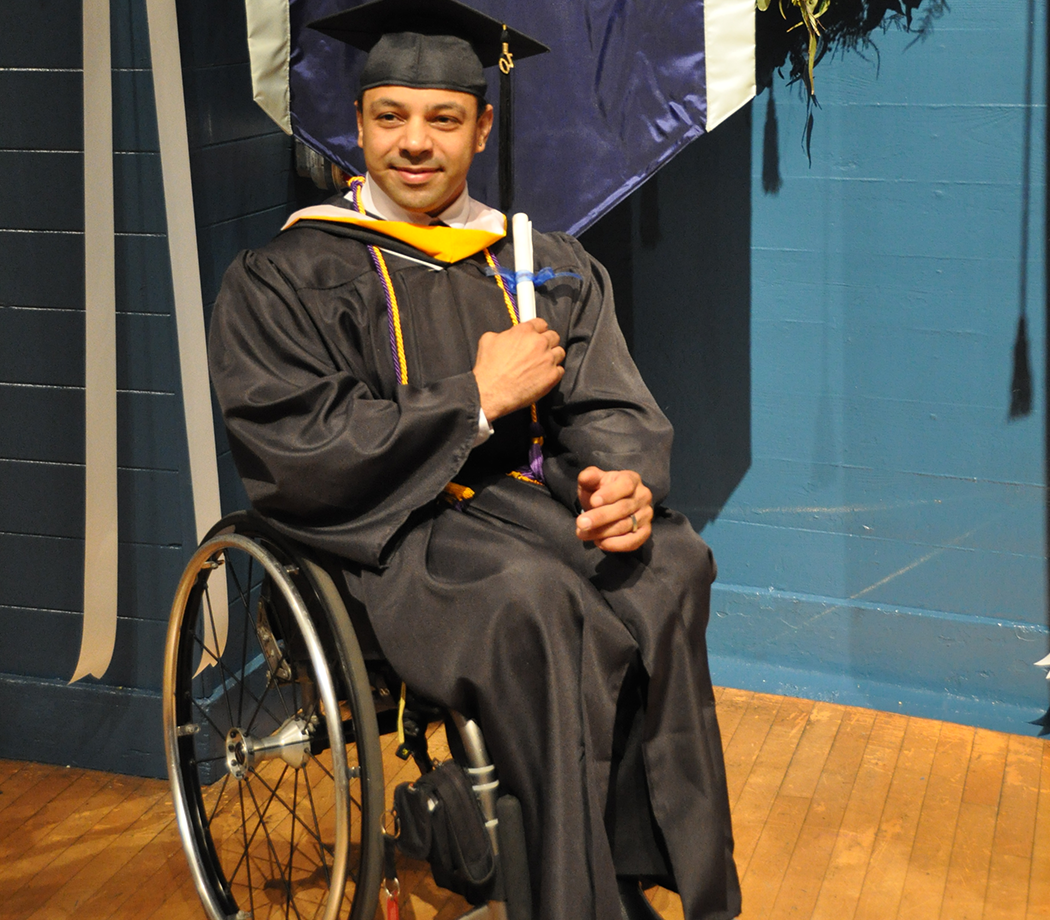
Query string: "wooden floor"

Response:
xmin=2 ymin=687 xmax=1049 ymax=920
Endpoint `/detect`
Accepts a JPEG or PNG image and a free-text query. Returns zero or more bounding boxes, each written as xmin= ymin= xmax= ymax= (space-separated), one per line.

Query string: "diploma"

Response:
xmin=512 ymin=212 xmax=536 ymax=322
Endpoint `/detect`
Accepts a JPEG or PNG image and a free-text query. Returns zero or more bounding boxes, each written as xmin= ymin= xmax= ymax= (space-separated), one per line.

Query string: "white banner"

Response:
xmin=246 ymin=0 xmax=292 ymax=133
xmin=146 ymin=0 xmax=227 ymax=667
xmin=73 ymin=0 xmax=119 ymax=683
xmin=704 ymin=0 xmax=757 ymax=131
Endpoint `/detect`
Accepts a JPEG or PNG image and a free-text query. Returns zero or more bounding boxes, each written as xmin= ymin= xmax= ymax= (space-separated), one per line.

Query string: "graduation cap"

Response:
xmin=308 ymin=0 xmax=549 ymax=213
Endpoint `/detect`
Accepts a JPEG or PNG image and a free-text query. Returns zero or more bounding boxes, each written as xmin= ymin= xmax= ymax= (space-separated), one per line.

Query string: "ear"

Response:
xmin=476 ymin=103 xmax=494 ymax=152
xmin=355 ymin=99 xmax=365 ymax=148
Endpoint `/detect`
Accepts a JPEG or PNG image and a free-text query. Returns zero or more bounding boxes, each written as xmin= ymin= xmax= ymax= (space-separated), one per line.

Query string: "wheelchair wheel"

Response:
xmin=163 ymin=514 xmax=384 ymax=920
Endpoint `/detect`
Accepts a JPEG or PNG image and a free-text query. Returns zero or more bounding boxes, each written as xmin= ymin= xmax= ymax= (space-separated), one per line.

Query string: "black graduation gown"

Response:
xmin=209 ymin=217 xmax=741 ymax=920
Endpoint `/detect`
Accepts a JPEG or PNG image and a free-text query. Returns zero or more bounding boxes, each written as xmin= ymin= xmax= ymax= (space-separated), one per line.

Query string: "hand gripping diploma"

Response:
xmin=472 ymin=318 xmax=565 ymax=421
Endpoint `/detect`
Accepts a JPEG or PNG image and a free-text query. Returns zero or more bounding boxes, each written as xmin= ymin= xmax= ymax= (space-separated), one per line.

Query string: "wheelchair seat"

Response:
xmin=163 ymin=511 xmax=531 ymax=920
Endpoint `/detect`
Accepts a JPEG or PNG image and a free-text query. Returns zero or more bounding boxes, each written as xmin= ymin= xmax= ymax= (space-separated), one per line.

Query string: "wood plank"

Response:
xmin=738 ymin=793 xmax=811 ymax=916
xmin=896 ymin=720 xmax=975 ymax=920
xmin=0 ymin=774 xmax=149 ymax=918
xmin=0 ymin=760 xmax=83 ymax=823
xmin=0 ymin=769 xmax=129 ymax=868
xmin=756 ymin=706 xmax=877 ymax=920
xmin=851 ymin=714 xmax=942 ymax=920
xmin=21 ymin=785 xmax=172 ymax=920
xmin=1027 ymin=742 xmax=1050 ymax=920
xmin=712 ymin=686 xmax=754 ymax=750
xmin=56 ymin=803 xmax=185 ymax=920
xmin=140 ymin=866 xmax=211 ymax=920
xmin=937 ymin=728 xmax=1008 ymax=920
xmin=722 ymin=693 xmax=785 ymax=809
xmin=730 ymin=696 xmax=813 ymax=878
xmin=647 ymin=886 xmax=685 ymax=920
xmin=982 ymin=733 xmax=1043 ymax=920
xmin=804 ymin=711 xmax=908 ymax=920
xmin=779 ymin=700 xmax=846 ymax=799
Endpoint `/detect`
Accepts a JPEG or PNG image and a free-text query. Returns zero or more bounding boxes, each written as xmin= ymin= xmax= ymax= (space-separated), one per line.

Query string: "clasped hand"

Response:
xmin=575 ymin=466 xmax=653 ymax=552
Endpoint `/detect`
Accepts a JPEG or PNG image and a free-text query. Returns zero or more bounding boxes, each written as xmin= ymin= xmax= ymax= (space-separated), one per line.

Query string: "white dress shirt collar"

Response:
xmin=351 ymin=175 xmax=504 ymax=234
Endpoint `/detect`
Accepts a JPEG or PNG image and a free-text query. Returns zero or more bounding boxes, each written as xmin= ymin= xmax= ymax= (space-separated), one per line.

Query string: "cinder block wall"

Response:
xmin=632 ymin=4 xmax=1050 ymax=734
xmin=0 ymin=0 xmax=294 ymax=776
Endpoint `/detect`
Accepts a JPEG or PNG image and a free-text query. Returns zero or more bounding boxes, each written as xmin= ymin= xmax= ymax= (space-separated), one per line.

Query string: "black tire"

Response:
xmin=163 ymin=513 xmax=384 ymax=920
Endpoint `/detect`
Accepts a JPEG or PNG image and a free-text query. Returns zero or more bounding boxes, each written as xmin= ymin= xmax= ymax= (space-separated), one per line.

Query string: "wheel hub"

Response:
xmin=224 ymin=716 xmax=312 ymax=779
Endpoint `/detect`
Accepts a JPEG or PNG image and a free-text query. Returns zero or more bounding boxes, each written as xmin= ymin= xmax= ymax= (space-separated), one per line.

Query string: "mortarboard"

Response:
xmin=308 ymin=0 xmax=549 ymax=212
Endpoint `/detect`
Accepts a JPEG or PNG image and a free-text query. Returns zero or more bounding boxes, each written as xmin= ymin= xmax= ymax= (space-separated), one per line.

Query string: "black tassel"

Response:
xmin=803 ymin=106 xmax=815 ymax=168
xmin=762 ymin=86 xmax=782 ymax=195
xmin=1010 ymin=312 xmax=1034 ymax=418
xmin=499 ymin=26 xmax=514 ymax=214
xmin=1030 ymin=706 xmax=1050 ymax=736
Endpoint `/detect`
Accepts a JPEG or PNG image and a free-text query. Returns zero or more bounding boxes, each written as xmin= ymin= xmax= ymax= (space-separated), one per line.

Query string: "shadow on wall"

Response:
xmin=582 ymin=105 xmax=753 ymax=530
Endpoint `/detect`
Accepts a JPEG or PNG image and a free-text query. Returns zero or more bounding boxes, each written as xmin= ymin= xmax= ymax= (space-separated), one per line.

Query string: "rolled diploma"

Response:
xmin=512 ymin=212 xmax=536 ymax=322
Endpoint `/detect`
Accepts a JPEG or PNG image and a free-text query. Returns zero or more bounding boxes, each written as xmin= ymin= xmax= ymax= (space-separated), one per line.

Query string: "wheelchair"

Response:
xmin=163 ymin=511 xmax=532 ymax=920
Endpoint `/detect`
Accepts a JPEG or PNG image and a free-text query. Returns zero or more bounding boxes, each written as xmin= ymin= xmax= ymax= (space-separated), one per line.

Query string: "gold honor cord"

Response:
xmin=73 ymin=0 xmax=118 ymax=682
xmin=346 ymin=181 xmax=543 ymax=500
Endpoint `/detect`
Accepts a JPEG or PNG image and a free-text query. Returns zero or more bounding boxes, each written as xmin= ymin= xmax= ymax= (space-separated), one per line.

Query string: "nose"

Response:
xmin=399 ymin=116 xmax=432 ymax=161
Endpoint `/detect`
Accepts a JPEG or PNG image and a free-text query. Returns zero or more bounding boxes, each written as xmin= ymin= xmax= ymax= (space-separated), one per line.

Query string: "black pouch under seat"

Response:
xmin=393 ymin=760 xmax=496 ymax=904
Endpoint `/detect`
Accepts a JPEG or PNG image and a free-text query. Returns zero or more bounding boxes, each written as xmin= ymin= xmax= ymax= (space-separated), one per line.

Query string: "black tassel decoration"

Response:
xmin=1010 ymin=0 xmax=1036 ymax=420
xmin=499 ymin=26 xmax=514 ymax=215
xmin=1010 ymin=312 xmax=1034 ymax=418
xmin=803 ymin=105 xmax=815 ymax=168
xmin=762 ymin=85 xmax=782 ymax=195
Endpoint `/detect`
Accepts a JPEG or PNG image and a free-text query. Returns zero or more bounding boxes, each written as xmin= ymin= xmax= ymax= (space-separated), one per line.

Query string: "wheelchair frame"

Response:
xmin=163 ymin=511 xmax=531 ymax=920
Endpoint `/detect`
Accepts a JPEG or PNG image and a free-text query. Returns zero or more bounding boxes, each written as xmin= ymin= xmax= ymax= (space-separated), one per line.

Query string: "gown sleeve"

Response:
xmin=538 ymin=234 xmax=675 ymax=510
xmin=209 ymin=247 xmax=482 ymax=567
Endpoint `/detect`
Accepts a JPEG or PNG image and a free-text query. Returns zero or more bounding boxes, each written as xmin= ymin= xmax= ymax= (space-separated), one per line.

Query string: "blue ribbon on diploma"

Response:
xmin=482 ymin=265 xmax=581 ymax=293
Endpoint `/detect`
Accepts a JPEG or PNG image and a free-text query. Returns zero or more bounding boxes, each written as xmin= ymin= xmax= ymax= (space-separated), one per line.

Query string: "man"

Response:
xmin=208 ymin=1 xmax=740 ymax=918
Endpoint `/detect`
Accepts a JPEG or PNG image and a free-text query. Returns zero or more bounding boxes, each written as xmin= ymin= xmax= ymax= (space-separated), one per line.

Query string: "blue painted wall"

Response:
xmin=633 ymin=3 xmax=1050 ymax=734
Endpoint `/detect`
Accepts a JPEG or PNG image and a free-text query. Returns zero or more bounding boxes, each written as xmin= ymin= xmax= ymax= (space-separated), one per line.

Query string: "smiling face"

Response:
xmin=356 ymin=85 xmax=494 ymax=219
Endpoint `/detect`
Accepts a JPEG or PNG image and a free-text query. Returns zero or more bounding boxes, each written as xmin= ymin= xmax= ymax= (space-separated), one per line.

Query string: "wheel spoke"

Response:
xmin=226 ymin=549 xmax=254 ymax=621
xmin=237 ymin=556 xmax=254 ymax=727
xmin=245 ymin=774 xmax=305 ymax=920
xmin=285 ymin=769 xmax=299 ymax=920
xmin=203 ymin=582 xmax=239 ymax=732
xmin=238 ymin=769 xmax=257 ymax=919
xmin=228 ymin=763 xmax=288 ymax=882
xmin=189 ymin=634 xmax=287 ymax=737
xmin=241 ymin=671 xmax=291 ymax=741
xmin=206 ymin=772 xmax=232 ymax=826
xmin=301 ymin=761 xmax=334 ymax=888
xmin=250 ymin=767 xmax=332 ymax=849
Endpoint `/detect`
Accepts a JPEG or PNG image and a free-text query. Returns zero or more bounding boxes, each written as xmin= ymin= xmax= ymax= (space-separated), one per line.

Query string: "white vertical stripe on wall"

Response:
xmin=146 ymin=0 xmax=228 ymax=667
xmin=73 ymin=0 xmax=119 ymax=682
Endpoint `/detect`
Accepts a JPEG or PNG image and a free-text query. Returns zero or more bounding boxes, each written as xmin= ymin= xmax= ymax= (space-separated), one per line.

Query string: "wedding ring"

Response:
xmin=630 ymin=513 xmax=639 ymax=533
